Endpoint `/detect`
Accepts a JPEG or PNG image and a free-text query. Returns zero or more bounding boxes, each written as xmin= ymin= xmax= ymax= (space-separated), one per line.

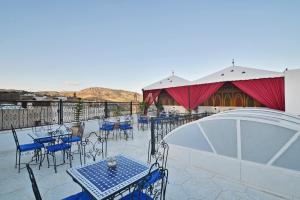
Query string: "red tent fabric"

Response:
xmin=232 ymin=77 xmax=285 ymax=111
xmin=189 ymin=82 xmax=224 ymax=110
xmin=165 ymin=86 xmax=189 ymax=109
xmin=143 ymin=89 xmax=161 ymax=107
xmin=143 ymin=77 xmax=285 ymax=112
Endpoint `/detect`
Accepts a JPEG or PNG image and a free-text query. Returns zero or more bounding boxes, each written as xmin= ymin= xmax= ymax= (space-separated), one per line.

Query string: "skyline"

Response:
xmin=0 ymin=1 xmax=300 ymax=93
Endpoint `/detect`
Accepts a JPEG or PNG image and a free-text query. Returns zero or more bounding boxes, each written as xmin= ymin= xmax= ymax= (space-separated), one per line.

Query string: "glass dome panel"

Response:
xmin=273 ymin=137 xmax=300 ymax=171
xmin=165 ymin=123 xmax=212 ymax=152
xmin=200 ymin=119 xmax=237 ymax=158
xmin=241 ymin=120 xmax=296 ymax=164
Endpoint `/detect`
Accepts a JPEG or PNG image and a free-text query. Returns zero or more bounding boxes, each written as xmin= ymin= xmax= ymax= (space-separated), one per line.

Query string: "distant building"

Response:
xmin=20 ymin=93 xmax=35 ymax=100
xmin=33 ymin=96 xmax=50 ymax=101
xmin=0 ymin=90 xmax=24 ymax=101
xmin=53 ymin=96 xmax=68 ymax=101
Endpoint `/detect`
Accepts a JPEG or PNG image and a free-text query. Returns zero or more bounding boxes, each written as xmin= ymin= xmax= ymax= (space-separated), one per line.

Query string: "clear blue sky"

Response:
xmin=0 ymin=0 xmax=299 ymax=93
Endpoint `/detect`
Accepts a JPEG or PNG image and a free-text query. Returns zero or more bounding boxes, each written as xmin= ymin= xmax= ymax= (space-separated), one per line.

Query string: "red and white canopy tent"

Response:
xmin=142 ymin=66 xmax=285 ymax=112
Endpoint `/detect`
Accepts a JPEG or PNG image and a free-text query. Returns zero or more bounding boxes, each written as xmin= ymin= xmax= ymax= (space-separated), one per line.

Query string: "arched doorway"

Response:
xmin=235 ymin=94 xmax=243 ymax=107
xmin=214 ymin=94 xmax=221 ymax=106
xmin=224 ymin=94 xmax=232 ymax=106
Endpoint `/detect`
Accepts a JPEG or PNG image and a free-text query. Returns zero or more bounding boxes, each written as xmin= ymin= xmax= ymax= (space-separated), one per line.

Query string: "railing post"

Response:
xmin=104 ymin=101 xmax=108 ymax=119
xmin=18 ymin=106 xmax=21 ymax=129
xmin=1 ymin=108 xmax=3 ymax=130
xmin=130 ymin=101 xmax=133 ymax=116
xmin=150 ymin=117 xmax=156 ymax=155
xmin=59 ymin=99 xmax=63 ymax=125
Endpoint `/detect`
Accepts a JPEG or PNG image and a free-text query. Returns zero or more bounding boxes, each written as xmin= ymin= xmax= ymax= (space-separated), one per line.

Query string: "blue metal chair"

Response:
xmin=121 ymin=162 xmax=168 ymax=200
xmin=61 ymin=122 xmax=85 ymax=165
xmin=119 ymin=121 xmax=133 ymax=140
xmin=159 ymin=112 xmax=167 ymax=118
xmin=11 ymin=125 xmax=43 ymax=173
xmin=138 ymin=116 xmax=149 ymax=130
xmin=26 ymin=164 xmax=92 ymax=200
xmin=82 ymin=131 xmax=107 ymax=164
xmin=61 ymin=122 xmax=85 ymax=144
xmin=148 ymin=140 xmax=169 ymax=170
xmin=45 ymin=127 xmax=72 ymax=173
xmin=100 ymin=122 xmax=115 ymax=139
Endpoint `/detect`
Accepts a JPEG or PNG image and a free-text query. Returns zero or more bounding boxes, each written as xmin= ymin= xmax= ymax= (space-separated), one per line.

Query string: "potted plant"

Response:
xmin=139 ymin=101 xmax=147 ymax=115
xmin=112 ymin=105 xmax=122 ymax=118
xmin=73 ymin=100 xmax=83 ymax=128
xmin=154 ymin=101 xmax=164 ymax=117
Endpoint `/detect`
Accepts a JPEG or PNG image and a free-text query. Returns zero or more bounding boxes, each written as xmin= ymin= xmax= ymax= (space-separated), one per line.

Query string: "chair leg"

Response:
xmin=39 ymin=150 xmax=42 ymax=170
xmin=18 ymin=152 xmax=21 ymax=173
xmin=125 ymin=131 xmax=128 ymax=141
xmin=15 ymin=150 xmax=18 ymax=169
xmin=83 ymin=145 xmax=86 ymax=165
xmin=53 ymin=152 xmax=57 ymax=173
xmin=105 ymin=143 xmax=107 ymax=158
xmin=47 ymin=152 xmax=50 ymax=168
xmin=63 ymin=150 xmax=66 ymax=163
xmin=69 ymin=149 xmax=72 ymax=168
xmin=77 ymin=142 xmax=80 ymax=153
xmin=35 ymin=150 xmax=38 ymax=163
xmin=79 ymin=145 xmax=82 ymax=166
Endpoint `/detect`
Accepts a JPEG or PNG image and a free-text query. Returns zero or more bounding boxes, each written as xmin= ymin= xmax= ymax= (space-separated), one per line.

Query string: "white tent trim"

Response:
xmin=142 ymin=75 xmax=190 ymax=91
xmin=192 ymin=66 xmax=284 ymax=85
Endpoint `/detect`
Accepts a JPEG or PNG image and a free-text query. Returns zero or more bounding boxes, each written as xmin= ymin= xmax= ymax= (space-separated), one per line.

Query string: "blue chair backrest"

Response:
xmin=138 ymin=117 xmax=148 ymax=123
xmin=133 ymin=162 xmax=168 ymax=200
xmin=73 ymin=122 xmax=85 ymax=138
xmin=11 ymin=125 xmax=20 ymax=149
xmin=120 ymin=122 xmax=131 ymax=129
xmin=102 ymin=122 xmax=115 ymax=130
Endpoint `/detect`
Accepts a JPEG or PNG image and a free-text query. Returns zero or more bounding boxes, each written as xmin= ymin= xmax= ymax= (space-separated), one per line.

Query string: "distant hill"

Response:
xmin=35 ymin=87 xmax=142 ymax=102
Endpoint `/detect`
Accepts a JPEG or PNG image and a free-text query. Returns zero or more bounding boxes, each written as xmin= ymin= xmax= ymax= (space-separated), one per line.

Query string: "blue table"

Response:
xmin=67 ymin=155 xmax=149 ymax=200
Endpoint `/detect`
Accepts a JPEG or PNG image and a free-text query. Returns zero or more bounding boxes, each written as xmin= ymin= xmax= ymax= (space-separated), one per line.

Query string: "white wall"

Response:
xmin=168 ymin=144 xmax=300 ymax=199
xmin=163 ymin=105 xmax=188 ymax=114
xmin=285 ymin=69 xmax=300 ymax=116
xmin=197 ymin=106 xmax=244 ymax=113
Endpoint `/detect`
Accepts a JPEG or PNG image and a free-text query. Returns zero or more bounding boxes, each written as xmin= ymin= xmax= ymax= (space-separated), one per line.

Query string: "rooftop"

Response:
xmin=0 ymin=117 xmax=287 ymax=200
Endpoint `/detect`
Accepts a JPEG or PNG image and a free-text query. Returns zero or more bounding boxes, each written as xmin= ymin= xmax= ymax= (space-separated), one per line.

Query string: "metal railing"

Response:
xmin=0 ymin=100 xmax=140 ymax=131
xmin=149 ymin=112 xmax=213 ymax=157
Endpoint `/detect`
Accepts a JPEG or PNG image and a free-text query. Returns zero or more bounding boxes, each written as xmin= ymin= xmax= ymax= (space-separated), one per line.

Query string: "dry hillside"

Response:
xmin=36 ymin=87 xmax=142 ymax=102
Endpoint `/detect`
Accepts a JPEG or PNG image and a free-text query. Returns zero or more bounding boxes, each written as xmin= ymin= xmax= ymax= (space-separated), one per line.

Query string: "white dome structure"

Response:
xmin=165 ymin=108 xmax=300 ymax=199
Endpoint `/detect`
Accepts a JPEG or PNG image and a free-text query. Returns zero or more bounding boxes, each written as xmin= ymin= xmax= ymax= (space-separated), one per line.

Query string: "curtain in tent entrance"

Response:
xmin=165 ymin=86 xmax=190 ymax=109
xmin=232 ymin=77 xmax=285 ymax=111
xmin=143 ymin=89 xmax=161 ymax=107
xmin=189 ymin=82 xmax=224 ymax=110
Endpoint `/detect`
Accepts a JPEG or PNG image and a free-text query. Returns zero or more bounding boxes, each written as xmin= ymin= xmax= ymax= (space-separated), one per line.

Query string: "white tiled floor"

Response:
xmin=0 ymin=120 xmax=289 ymax=200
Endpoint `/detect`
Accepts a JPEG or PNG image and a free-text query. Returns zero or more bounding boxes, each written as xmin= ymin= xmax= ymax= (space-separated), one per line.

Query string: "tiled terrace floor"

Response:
xmin=0 ymin=119 xmax=289 ymax=200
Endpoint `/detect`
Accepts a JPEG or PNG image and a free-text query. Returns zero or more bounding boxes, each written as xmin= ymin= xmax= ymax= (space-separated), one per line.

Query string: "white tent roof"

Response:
xmin=143 ymin=75 xmax=190 ymax=91
xmin=143 ymin=66 xmax=284 ymax=90
xmin=192 ymin=66 xmax=284 ymax=85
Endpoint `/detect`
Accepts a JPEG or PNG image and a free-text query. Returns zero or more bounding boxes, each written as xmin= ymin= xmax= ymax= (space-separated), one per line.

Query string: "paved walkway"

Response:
xmin=0 ymin=120 xmax=289 ymax=200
